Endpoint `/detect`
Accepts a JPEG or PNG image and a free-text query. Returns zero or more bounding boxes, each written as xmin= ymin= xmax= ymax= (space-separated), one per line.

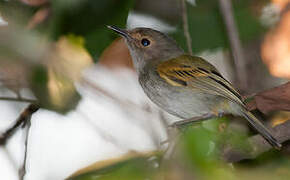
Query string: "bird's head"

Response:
xmin=107 ymin=25 xmax=183 ymax=73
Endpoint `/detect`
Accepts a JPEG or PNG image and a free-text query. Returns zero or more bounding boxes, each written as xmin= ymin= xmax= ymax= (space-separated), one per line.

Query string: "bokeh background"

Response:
xmin=0 ymin=0 xmax=290 ymax=179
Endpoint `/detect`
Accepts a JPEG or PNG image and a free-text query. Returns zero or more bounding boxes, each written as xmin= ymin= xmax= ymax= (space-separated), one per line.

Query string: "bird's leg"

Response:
xmin=169 ymin=113 xmax=216 ymax=129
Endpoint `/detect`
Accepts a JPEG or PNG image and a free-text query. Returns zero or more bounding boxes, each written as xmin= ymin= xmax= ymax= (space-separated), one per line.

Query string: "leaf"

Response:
xmin=246 ymin=82 xmax=290 ymax=114
xmin=0 ymin=0 xmax=36 ymax=26
xmin=0 ymin=27 xmax=92 ymax=113
xmin=67 ymin=151 xmax=161 ymax=180
xmin=31 ymin=34 xmax=93 ymax=113
xmin=0 ymin=0 xmax=134 ymax=59
xmin=49 ymin=0 xmax=135 ymax=59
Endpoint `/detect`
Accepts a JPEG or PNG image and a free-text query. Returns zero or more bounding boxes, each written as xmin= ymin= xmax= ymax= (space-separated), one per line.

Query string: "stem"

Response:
xmin=19 ymin=117 xmax=31 ymax=180
xmin=181 ymin=0 xmax=193 ymax=55
xmin=0 ymin=97 xmax=37 ymax=103
xmin=0 ymin=104 xmax=39 ymax=145
xmin=218 ymin=0 xmax=248 ymax=91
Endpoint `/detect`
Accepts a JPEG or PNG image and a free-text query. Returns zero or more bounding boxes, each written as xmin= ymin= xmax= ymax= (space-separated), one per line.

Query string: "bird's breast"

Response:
xmin=138 ymin=70 xmax=224 ymax=119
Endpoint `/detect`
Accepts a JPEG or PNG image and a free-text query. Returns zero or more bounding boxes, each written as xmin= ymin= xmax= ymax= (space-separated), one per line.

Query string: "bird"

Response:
xmin=107 ymin=25 xmax=281 ymax=149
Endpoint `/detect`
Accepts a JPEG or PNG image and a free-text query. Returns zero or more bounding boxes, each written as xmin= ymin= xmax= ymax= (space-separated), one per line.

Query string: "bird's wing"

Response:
xmin=157 ymin=54 xmax=245 ymax=107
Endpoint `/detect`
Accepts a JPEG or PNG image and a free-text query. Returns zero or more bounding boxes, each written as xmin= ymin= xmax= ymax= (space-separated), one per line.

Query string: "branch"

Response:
xmin=0 ymin=96 xmax=37 ymax=103
xmin=181 ymin=0 xmax=193 ymax=55
xmin=222 ymin=119 xmax=290 ymax=163
xmin=0 ymin=104 xmax=39 ymax=145
xmin=218 ymin=0 xmax=248 ymax=91
xmin=222 ymin=82 xmax=290 ymax=162
xmin=19 ymin=115 xmax=32 ymax=180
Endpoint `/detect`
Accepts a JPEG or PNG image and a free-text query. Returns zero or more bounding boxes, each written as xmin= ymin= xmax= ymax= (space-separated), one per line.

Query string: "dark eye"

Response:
xmin=141 ymin=38 xmax=150 ymax=47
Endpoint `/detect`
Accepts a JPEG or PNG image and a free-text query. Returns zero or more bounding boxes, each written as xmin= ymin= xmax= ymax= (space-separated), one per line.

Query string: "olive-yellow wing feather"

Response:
xmin=157 ymin=54 xmax=244 ymax=107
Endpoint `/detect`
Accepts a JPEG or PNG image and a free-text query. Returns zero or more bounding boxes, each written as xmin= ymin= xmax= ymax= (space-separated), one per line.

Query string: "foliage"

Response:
xmin=170 ymin=0 xmax=266 ymax=53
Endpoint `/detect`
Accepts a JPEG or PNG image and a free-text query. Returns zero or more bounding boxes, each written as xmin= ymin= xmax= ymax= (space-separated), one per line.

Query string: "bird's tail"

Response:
xmin=241 ymin=109 xmax=282 ymax=149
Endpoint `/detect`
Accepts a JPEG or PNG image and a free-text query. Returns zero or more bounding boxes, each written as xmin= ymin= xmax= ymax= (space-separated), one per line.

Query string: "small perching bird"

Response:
xmin=107 ymin=25 xmax=281 ymax=149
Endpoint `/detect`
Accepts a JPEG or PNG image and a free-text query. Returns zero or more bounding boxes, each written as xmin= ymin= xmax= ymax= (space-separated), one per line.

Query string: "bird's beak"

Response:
xmin=107 ymin=25 xmax=131 ymax=39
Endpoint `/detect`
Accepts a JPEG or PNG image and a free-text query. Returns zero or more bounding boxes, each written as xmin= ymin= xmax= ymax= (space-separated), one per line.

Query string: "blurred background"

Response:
xmin=0 ymin=0 xmax=290 ymax=179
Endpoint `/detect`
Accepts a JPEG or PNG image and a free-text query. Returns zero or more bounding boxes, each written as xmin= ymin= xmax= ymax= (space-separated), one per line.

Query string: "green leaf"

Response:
xmin=68 ymin=153 xmax=161 ymax=180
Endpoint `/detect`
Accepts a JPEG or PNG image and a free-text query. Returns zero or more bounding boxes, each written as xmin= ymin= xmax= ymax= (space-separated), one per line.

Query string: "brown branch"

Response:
xmin=218 ymin=0 xmax=248 ymax=91
xmin=181 ymin=0 xmax=193 ymax=55
xmin=0 ymin=104 xmax=39 ymax=145
xmin=222 ymin=120 xmax=290 ymax=163
xmin=19 ymin=115 xmax=32 ymax=180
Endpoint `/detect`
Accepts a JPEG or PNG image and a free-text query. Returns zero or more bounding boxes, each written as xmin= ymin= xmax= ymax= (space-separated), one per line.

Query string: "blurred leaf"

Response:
xmin=31 ymin=34 xmax=92 ymax=113
xmin=0 ymin=26 xmax=91 ymax=113
xmin=67 ymin=151 xmax=161 ymax=180
xmin=0 ymin=0 xmax=36 ymax=26
xmin=0 ymin=0 xmax=134 ymax=59
xmin=31 ymin=65 xmax=81 ymax=113
xmin=180 ymin=125 xmax=236 ymax=180
xmin=0 ymin=27 xmax=47 ymax=95
xmin=171 ymin=0 xmax=266 ymax=53
xmin=49 ymin=35 xmax=93 ymax=81
xmin=181 ymin=126 xmax=219 ymax=168
xmin=49 ymin=0 xmax=135 ymax=59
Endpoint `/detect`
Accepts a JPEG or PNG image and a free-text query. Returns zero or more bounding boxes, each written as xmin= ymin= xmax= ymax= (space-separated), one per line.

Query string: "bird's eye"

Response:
xmin=141 ymin=38 xmax=150 ymax=47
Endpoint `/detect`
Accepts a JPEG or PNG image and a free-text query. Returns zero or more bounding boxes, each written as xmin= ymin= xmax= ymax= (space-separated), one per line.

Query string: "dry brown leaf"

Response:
xmin=247 ymin=82 xmax=290 ymax=114
xmin=98 ymin=37 xmax=134 ymax=70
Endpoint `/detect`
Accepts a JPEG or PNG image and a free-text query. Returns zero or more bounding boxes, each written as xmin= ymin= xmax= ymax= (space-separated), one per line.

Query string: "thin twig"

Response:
xmin=0 ymin=96 xmax=37 ymax=103
xmin=181 ymin=0 xmax=193 ymax=55
xmin=0 ymin=104 xmax=39 ymax=145
xmin=19 ymin=115 xmax=32 ymax=180
xmin=218 ymin=0 xmax=248 ymax=91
